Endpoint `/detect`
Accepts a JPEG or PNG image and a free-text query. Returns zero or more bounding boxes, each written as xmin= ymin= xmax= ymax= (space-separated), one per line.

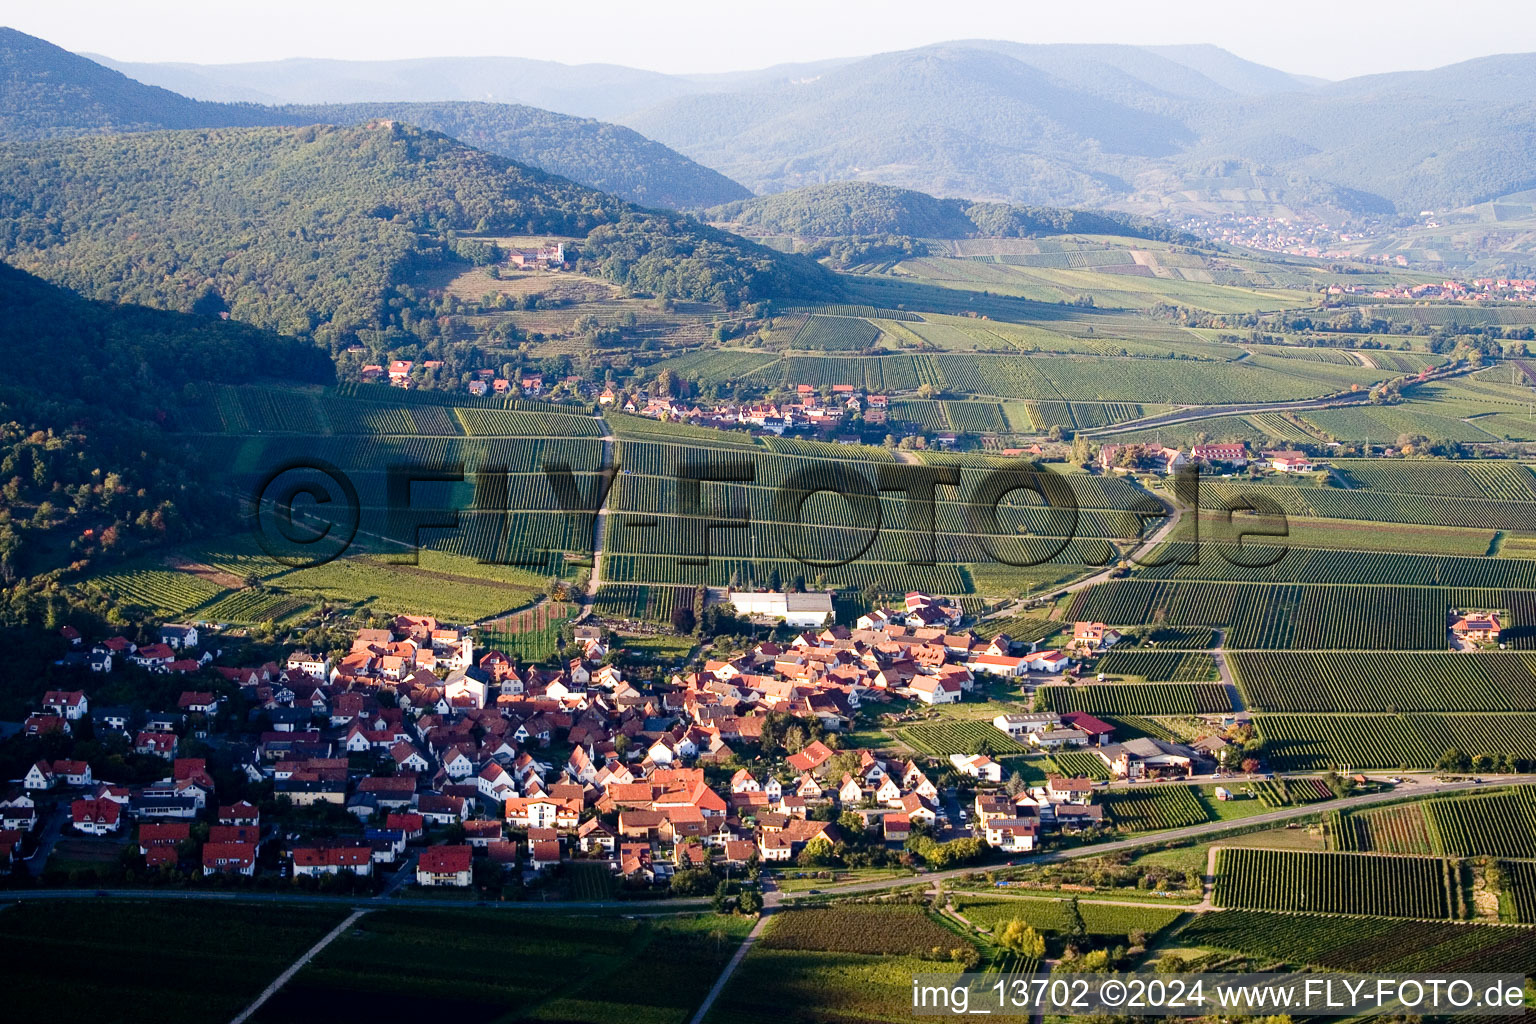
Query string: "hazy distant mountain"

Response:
xmin=0 ymin=29 xmax=749 ymax=208
xmin=0 ymin=26 xmax=279 ymax=138
xmin=37 ymin=29 xmax=1536 ymax=217
xmin=625 ymin=44 xmax=1197 ymax=205
xmin=92 ymin=52 xmax=696 ymax=121
xmin=623 ymin=41 xmax=1536 ymax=214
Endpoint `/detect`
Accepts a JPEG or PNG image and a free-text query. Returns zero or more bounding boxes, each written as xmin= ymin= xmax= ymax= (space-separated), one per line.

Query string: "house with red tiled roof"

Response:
xmin=71 ymin=798 xmax=122 ymax=835
xmin=202 ymin=842 xmax=257 ymax=876
xmin=416 ymin=844 xmax=473 ymax=886
xmin=291 ymin=842 xmax=373 ymax=877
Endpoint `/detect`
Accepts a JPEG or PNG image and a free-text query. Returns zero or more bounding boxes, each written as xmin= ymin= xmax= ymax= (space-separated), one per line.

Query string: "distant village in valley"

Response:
xmin=1 ymin=589 xmax=1261 ymax=896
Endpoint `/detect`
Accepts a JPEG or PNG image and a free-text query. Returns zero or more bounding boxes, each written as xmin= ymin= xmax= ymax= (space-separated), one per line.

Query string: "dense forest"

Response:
xmin=0 ymin=123 xmax=838 ymax=353
xmin=0 ymin=261 xmax=332 ymax=589
xmin=706 ymin=181 xmax=1192 ymax=250
xmin=279 ymin=102 xmax=750 ymax=210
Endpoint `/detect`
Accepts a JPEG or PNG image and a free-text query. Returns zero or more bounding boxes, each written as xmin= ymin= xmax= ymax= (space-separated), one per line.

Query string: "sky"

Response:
xmin=3 ymin=0 xmax=1532 ymax=79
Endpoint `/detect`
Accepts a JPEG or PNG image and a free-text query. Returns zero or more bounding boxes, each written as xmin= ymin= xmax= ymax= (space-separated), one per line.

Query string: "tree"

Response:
xmin=670 ymin=606 xmax=696 ymax=634
xmin=738 ymin=887 xmax=763 ymax=914
xmin=1004 ymin=771 xmax=1028 ymax=797
xmin=996 ymin=918 xmax=1047 ymax=959
xmin=1437 ymin=748 xmax=1471 ymax=772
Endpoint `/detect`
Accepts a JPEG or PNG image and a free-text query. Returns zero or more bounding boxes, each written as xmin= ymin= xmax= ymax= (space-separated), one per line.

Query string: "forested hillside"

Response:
xmin=0 ymin=26 xmax=278 ymax=139
xmin=0 ymin=261 xmax=332 ymax=591
xmin=0 ymin=29 xmax=750 ymax=210
xmin=707 ymin=181 xmax=1190 ymax=241
xmin=0 ymin=122 xmax=836 ymax=351
xmin=277 ymin=102 xmax=750 ymax=209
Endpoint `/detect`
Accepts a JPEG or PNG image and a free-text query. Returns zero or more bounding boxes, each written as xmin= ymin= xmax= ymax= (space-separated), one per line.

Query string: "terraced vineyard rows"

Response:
xmin=1180 ymin=911 xmax=1536 ymax=973
xmin=1425 ymin=788 xmax=1536 ymax=857
xmin=1103 ymin=786 xmax=1208 ymax=831
xmin=1200 ymin=481 xmax=1536 ymax=532
xmin=1047 ymin=751 xmax=1110 ymax=780
xmin=1037 ymin=682 xmax=1231 ymax=716
xmin=1256 ymin=713 xmax=1536 ymax=770
xmin=591 ymin=584 xmax=695 ymax=623
xmin=1140 ymin=542 xmax=1536 ymax=590
xmin=1328 ymin=803 xmax=1438 ymax=854
xmin=1066 ymin=580 xmax=1452 ymax=649
xmin=1214 ymin=849 xmax=1464 ymax=918
xmin=896 ymin=720 xmax=1029 ymax=755
xmin=1501 ymin=860 xmax=1536 ymax=923
xmin=602 ymin=553 xmax=970 ymax=593
xmin=790 ymin=314 xmax=881 ymax=351
xmin=1232 ymin=652 xmax=1536 ymax=712
xmin=1094 ymin=650 xmax=1218 ymax=681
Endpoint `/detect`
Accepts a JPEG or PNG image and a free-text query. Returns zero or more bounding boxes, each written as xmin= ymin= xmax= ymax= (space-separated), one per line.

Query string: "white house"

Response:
xmin=1025 ymin=650 xmax=1071 ymax=673
xmin=969 ymin=654 xmax=1027 ymax=677
xmin=949 ymin=753 xmax=1004 ymax=783
xmin=727 ymin=590 xmax=833 ymax=628
xmin=983 ymin=818 xmax=1038 ymax=852
xmin=909 ymin=676 xmax=962 ymax=704
xmin=992 ymin=712 xmax=1061 ymax=739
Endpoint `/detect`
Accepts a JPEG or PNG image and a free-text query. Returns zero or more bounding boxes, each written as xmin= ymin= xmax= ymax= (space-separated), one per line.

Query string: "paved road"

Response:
xmin=1081 ymin=361 xmax=1477 ymax=439
xmin=767 ymin=774 xmax=1536 ymax=905
xmin=229 ymin=908 xmax=370 ymax=1024
xmin=578 ymin=413 xmax=615 ymax=620
xmin=687 ymin=910 xmax=771 ymax=1024
xmin=7 ymin=777 xmax=1531 ymax=915
xmin=1210 ymin=630 xmax=1244 ymax=713
xmin=23 ymin=804 xmax=68 ymax=877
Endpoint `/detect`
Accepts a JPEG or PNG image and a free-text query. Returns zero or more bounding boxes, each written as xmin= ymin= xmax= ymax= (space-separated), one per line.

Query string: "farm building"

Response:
xmin=726 ymin=590 xmax=833 ymax=627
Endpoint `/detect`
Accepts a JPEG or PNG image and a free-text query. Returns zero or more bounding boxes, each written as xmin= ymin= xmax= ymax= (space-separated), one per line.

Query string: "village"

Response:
xmin=1 ymin=594 xmax=1240 ymax=897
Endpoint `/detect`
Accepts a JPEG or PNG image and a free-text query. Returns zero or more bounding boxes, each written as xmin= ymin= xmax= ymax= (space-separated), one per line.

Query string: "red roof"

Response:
xmin=419 ymin=844 xmax=472 ymax=873
xmin=1060 ymin=711 xmax=1115 ymax=736
xmin=202 ymin=842 xmax=256 ymax=870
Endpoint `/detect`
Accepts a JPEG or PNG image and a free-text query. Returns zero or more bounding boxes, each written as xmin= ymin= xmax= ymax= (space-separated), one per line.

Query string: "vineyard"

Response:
xmin=1198 ymin=479 xmax=1536 ymax=532
xmin=1213 ymin=849 xmax=1465 ymax=919
xmin=1327 ymin=803 xmax=1438 ymax=854
xmin=790 ymin=314 xmax=881 ymax=351
xmin=1250 ymin=776 xmax=1334 ymax=808
xmin=1256 ymin=713 xmax=1536 ymax=770
xmin=1102 ymin=786 xmax=1208 ymax=832
xmin=1180 ymin=911 xmax=1536 ymax=973
xmin=1093 ymin=650 xmax=1218 ymax=682
xmin=896 ymin=720 xmax=1029 ymax=756
xmin=591 ymin=584 xmax=696 ymax=623
xmin=1037 ymin=682 xmax=1231 ymax=716
xmin=759 ymin=906 xmax=970 ymax=957
xmin=954 ymin=898 xmax=1184 ymax=936
xmin=1066 ymin=580 xmax=1458 ymax=649
xmin=1140 ymin=541 xmax=1536 ymax=590
xmin=1232 ymin=652 xmax=1536 ymax=713
xmin=1046 ymin=751 xmax=1111 ymax=780
xmin=1501 ymin=860 xmax=1536 ymax=923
